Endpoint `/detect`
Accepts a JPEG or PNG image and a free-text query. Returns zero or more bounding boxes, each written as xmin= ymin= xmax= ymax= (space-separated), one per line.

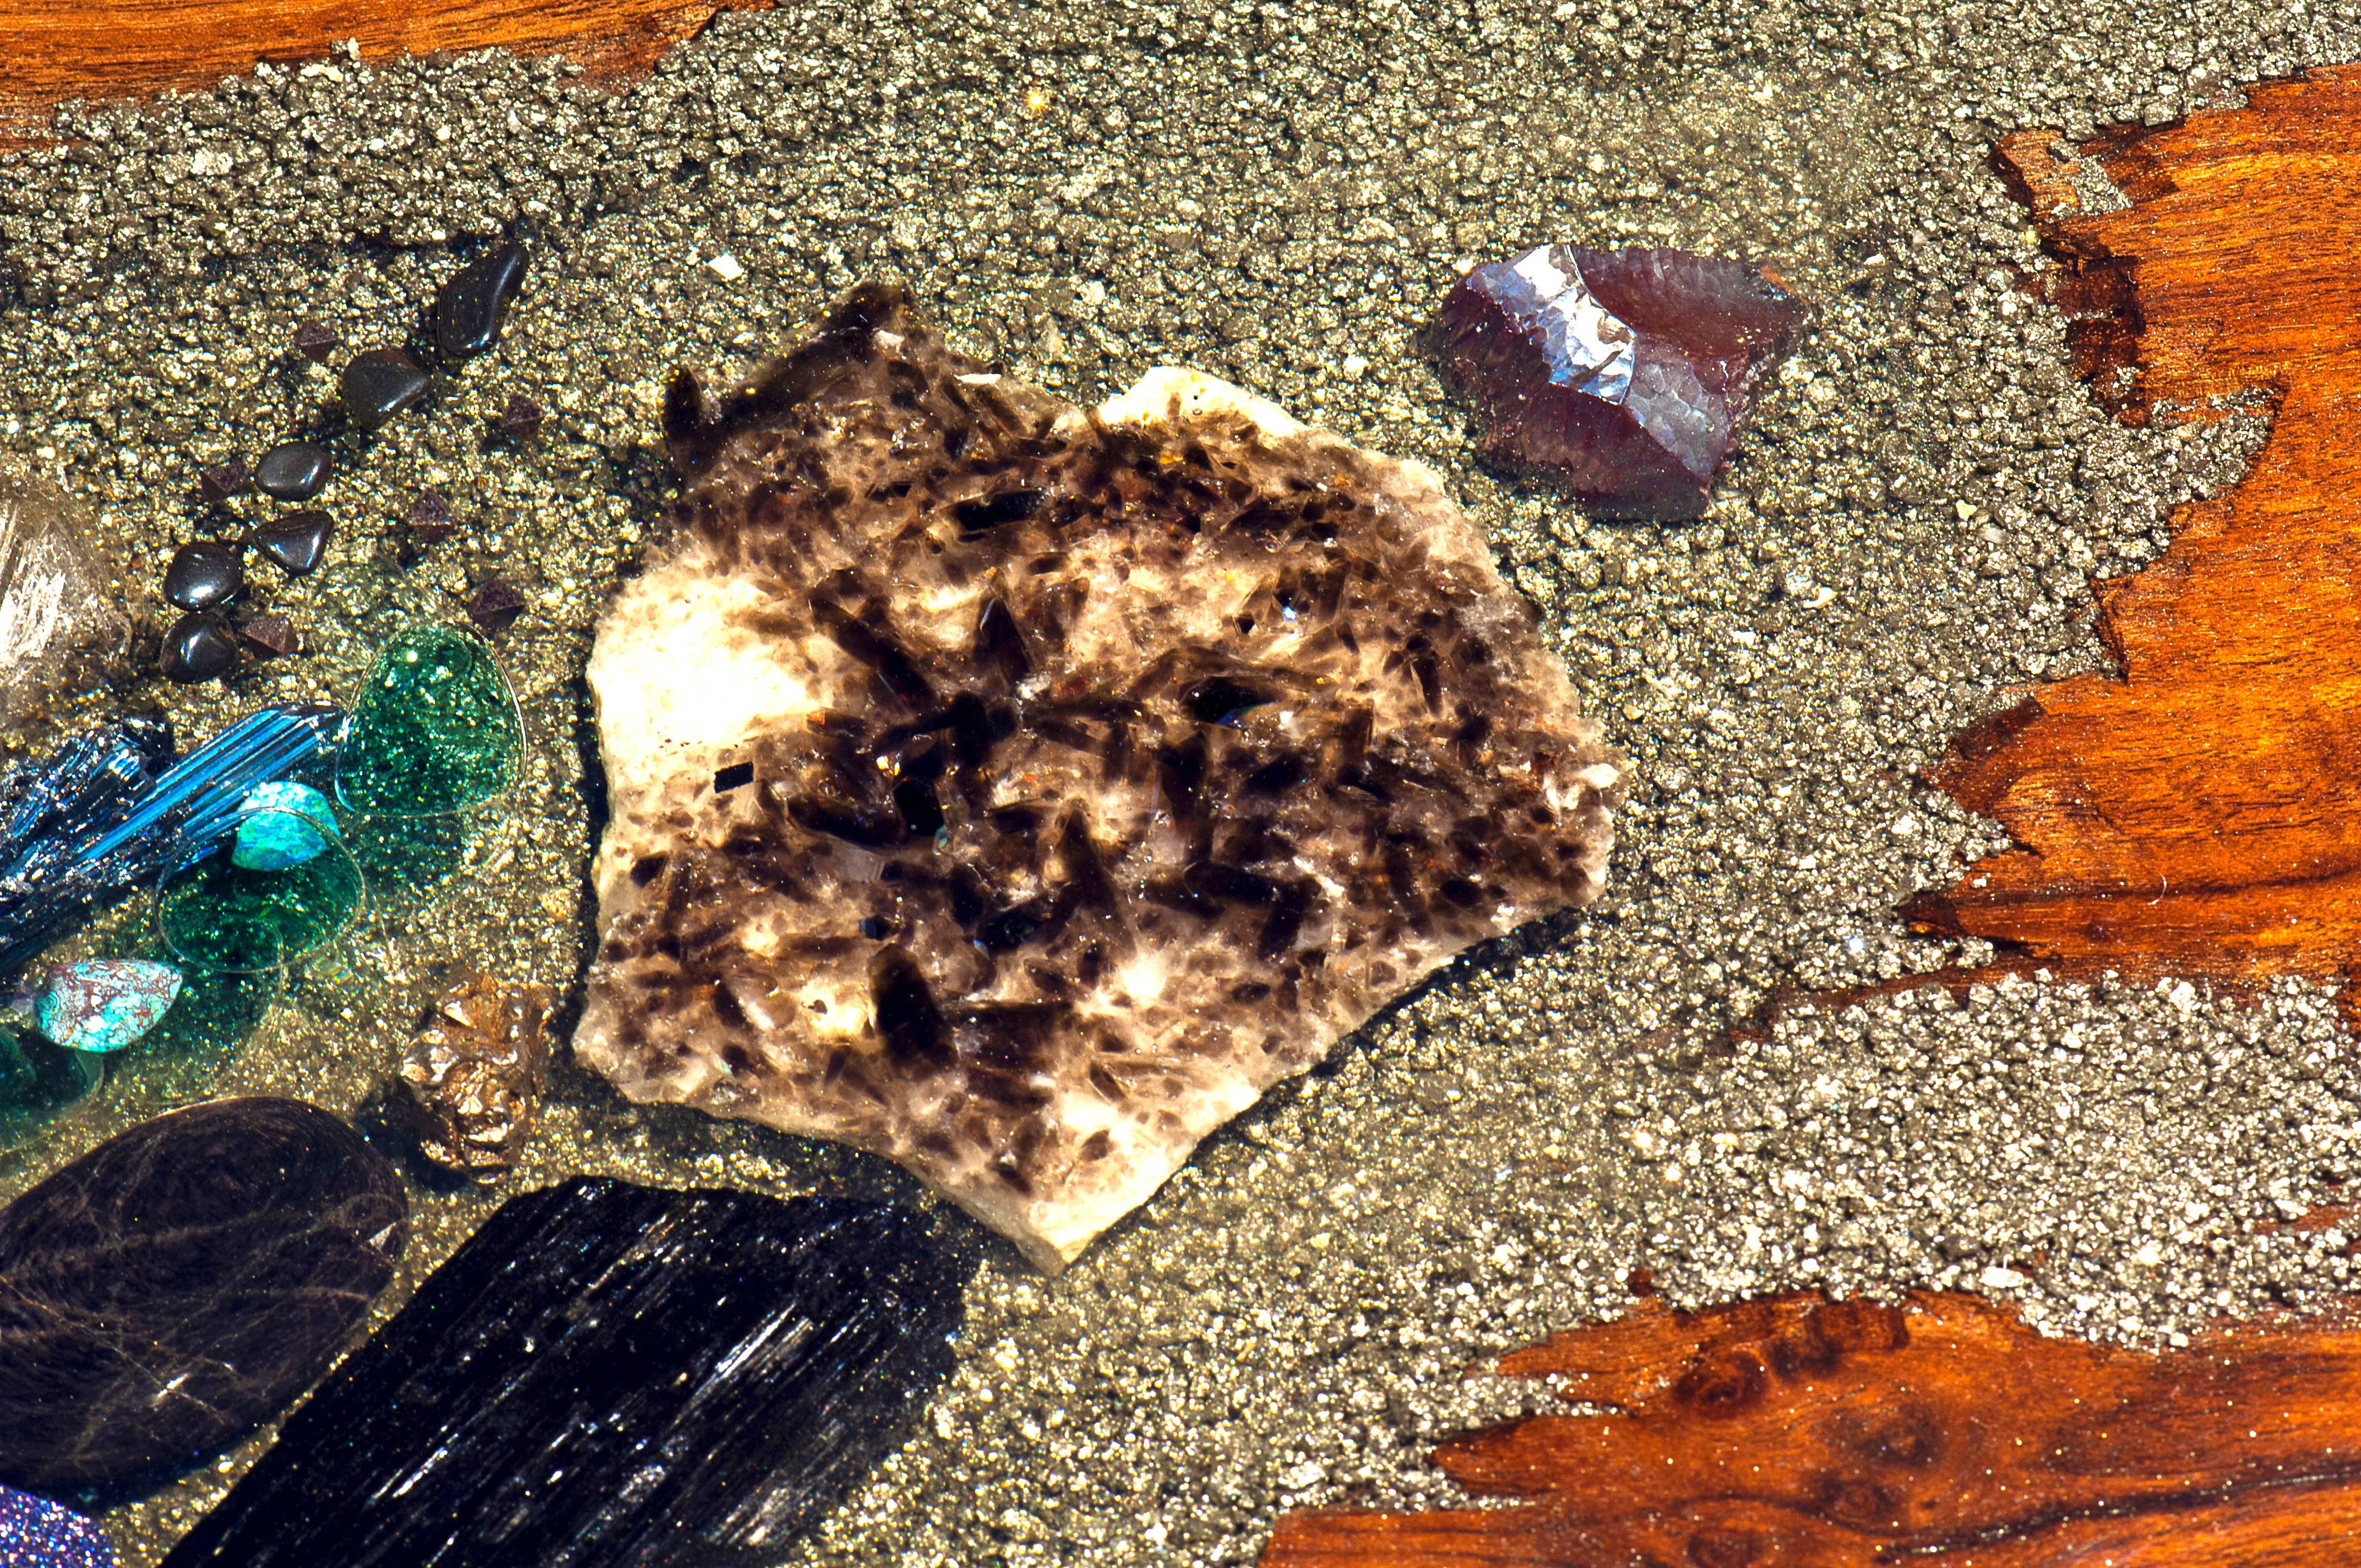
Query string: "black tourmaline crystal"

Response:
xmin=1428 ymin=243 xmax=1805 ymax=519
xmin=0 ymin=1098 xmax=407 ymax=1494
xmin=163 ymin=1178 xmax=967 ymax=1568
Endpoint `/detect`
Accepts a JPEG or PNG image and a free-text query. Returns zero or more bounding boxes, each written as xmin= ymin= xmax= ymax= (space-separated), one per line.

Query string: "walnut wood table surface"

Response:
xmin=0 ymin=0 xmax=759 ymax=137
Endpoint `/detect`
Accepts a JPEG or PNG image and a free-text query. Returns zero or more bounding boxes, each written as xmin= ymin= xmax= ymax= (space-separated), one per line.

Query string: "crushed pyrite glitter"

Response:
xmin=0 ymin=2 xmax=2351 ymax=1565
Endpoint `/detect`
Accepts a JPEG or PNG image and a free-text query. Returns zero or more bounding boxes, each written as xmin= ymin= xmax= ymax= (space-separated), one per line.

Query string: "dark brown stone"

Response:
xmin=252 ymin=442 xmax=329 ymax=503
xmin=339 ymin=349 xmax=431 ymax=433
xmin=160 ymin=613 xmax=238 ymax=684
xmin=240 ymin=614 xmax=300 ymax=658
xmin=0 ymin=1097 xmax=407 ymax=1493
xmin=405 ymin=487 xmax=453 ymax=546
xmin=162 ymin=541 xmax=244 ymax=612
xmin=247 ymin=511 xmax=333 ymax=577
xmin=430 ymin=242 xmax=527 ymax=361
xmin=463 ymin=576 xmax=526 ymax=635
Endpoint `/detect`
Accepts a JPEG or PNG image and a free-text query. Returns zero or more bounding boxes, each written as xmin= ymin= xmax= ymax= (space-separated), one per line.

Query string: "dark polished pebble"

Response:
xmin=492 ymin=394 xmax=542 ymax=443
xmin=405 ymin=487 xmax=453 ymax=545
xmin=159 ymin=1179 xmax=960 ymax=1568
xmin=197 ymin=461 xmax=249 ymax=505
xmin=464 ymin=577 xmax=526 ymax=635
xmin=430 ymin=242 xmax=528 ymax=361
xmin=160 ymin=614 xmax=240 ymax=683
xmin=162 ymin=541 xmax=245 ymax=612
xmin=291 ymin=319 xmax=340 ymax=364
xmin=0 ymin=1098 xmax=407 ymax=1493
xmin=252 ymin=442 xmax=329 ymax=502
xmin=248 ymin=510 xmax=333 ymax=577
xmin=339 ymin=349 xmax=431 ymax=432
xmin=240 ymin=616 xmax=300 ymax=659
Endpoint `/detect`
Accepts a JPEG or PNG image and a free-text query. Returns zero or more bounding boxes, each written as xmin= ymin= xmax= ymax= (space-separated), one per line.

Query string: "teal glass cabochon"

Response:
xmin=334 ymin=623 xmax=523 ymax=816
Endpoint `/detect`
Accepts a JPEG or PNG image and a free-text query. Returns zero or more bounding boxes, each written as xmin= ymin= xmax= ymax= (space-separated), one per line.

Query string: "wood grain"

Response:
xmin=1264 ymin=1290 xmax=2361 ymax=1568
xmin=0 ymin=0 xmax=763 ymax=135
xmin=1905 ymin=73 xmax=2361 ymax=992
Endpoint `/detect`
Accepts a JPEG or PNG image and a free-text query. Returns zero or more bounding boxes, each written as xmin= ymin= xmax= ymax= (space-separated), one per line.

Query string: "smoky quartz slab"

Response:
xmin=163 ymin=1178 xmax=966 ymax=1568
xmin=1428 ymin=243 xmax=1805 ymax=519
xmin=0 ymin=1098 xmax=407 ymax=1495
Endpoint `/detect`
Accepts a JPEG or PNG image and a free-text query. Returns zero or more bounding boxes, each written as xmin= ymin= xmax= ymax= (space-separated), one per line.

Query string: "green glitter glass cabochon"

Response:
xmin=334 ymin=623 xmax=521 ymax=816
xmin=155 ymin=806 xmax=365 ymax=974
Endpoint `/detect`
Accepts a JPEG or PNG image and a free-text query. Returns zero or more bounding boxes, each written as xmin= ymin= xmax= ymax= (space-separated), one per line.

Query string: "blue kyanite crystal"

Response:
xmin=230 ymin=782 xmax=336 ymax=872
xmin=34 ymin=958 xmax=182 ymax=1053
xmin=0 ymin=1484 xmax=117 ymax=1567
xmin=0 ymin=704 xmax=343 ymax=977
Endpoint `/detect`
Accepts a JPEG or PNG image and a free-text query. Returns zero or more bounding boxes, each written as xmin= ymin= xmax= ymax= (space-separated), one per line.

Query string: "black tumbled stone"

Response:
xmin=339 ymin=349 xmax=431 ymax=432
xmin=160 ymin=613 xmax=240 ymax=683
xmin=248 ymin=510 xmax=334 ymax=577
xmin=0 ymin=1098 xmax=407 ymax=1494
xmin=161 ymin=1178 xmax=964 ymax=1568
xmin=252 ymin=441 xmax=329 ymax=501
xmin=162 ymin=540 xmax=244 ymax=611
xmin=430 ymin=242 xmax=527 ymax=361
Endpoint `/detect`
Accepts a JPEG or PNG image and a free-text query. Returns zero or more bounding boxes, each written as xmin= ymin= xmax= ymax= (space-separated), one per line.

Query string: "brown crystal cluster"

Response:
xmin=1428 ymin=244 xmax=1805 ymax=519
xmin=575 ymin=285 xmax=1622 ymax=1268
xmin=393 ymin=973 xmax=553 ymax=1174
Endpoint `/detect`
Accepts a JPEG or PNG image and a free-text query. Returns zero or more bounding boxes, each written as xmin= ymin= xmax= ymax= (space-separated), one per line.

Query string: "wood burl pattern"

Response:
xmin=0 ymin=0 xmax=763 ymax=137
xmin=1266 ymin=1290 xmax=2361 ymax=1567
xmin=1907 ymin=75 xmax=2361 ymax=1001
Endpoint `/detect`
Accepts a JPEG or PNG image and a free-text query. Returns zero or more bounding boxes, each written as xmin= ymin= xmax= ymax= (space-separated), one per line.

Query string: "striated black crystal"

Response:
xmin=430 ymin=243 xmax=527 ymax=361
xmin=0 ymin=1098 xmax=407 ymax=1495
xmin=164 ymin=1178 xmax=965 ymax=1568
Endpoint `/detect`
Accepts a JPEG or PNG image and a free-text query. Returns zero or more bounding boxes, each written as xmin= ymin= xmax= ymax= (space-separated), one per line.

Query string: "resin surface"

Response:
xmin=578 ymin=285 xmax=1622 ymax=1268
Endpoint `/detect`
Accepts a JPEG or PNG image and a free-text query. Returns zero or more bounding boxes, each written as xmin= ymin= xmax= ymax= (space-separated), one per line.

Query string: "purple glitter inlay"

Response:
xmin=0 ymin=1487 xmax=116 ymax=1568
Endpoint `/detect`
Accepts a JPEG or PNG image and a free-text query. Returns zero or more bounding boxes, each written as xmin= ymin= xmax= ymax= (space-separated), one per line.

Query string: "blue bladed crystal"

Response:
xmin=0 ymin=704 xmax=342 ymax=976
